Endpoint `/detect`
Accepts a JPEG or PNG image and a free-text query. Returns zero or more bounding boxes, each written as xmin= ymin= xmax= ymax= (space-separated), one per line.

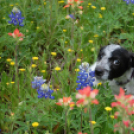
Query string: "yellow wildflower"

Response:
xmin=36 ymin=27 xmax=40 ymax=30
xmin=91 ymin=6 xmax=96 ymax=9
xmin=50 ymin=85 xmax=52 ymax=88
xmin=32 ymin=122 xmax=39 ymax=127
xmin=89 ymin=121 xmax=96 ymax=125
xmin=32 ymin=64 xmax=37 ymax=68
xmin=88 ymin=3 xmax=91 ymax=5
xmin=7 ymin=58 xmax=12 ymax=62
xmin=15 ymin=3 xmax=19 ymax=5
xmin=70 ymin=103 xmax=75 ymax=108
xmin=63 ymin=29 xmax=67 ymax=32
xmin=103 ymin=31 xmax=106 ymax=33
xmin=19 ymin=68 xmax=25 ymax=72
xmin=132 ymin=13 xmax=134 ymax=16
xmin=10 ymin=62 xmax=15 ymax=66
xmin=41 ymin=70 xmax=46 ymax=73
xmin=99 ymin=13 xmax=103 ymax=18
xmin=54 ymin=66 xmax=61 ymax=71
xmin=91 ymin=47 xmax=95 ymax=52
xmin=77 ymin=58 xmax=81 ymax=62
xmin=0 ymin=57 xmax=1 ymax=59
xmin=75 ymin=69 xmax=80 ymax=72
xmin=101 ymin=7 xmax=106 ymax=11
xmin=97 ymin=82 xmax=102 ymax=86
xmin=31 ymin=21 xmax=34 ymax=24
xmin=10 ymin=4 xmax=14 ymax=6
xmin=44 ymin=2 xmax=46 ymax=5
xmin=94 ymin=34 xmax=99 ymax=38
xmin=6 ymin=83 xmax=9 ymax=85
xmin=65 ymin=41 xmax=68 ymax=44
xmin=110 ymin=115 xmax=114 ymax=119
xmin=80 ymin=49 xmax=83 ymax=52
xmin=68 ymin=49 xmax=73 ymax=52
xmin=11 ymin=81 xmax=15 ymax=84
xmin=89 ymin=40 xmax=93 ymax=43
xmin=58 ymin=1 xmax=64 ymax=3
xmin=2 ymin=17 xmax=5 ymax=19
xmin=105 ymin=107 xmax=112 ymax=112
xmin=87 ymin=6 xmax=89 ymax=8
xmin=51 ymin=52 xmax=57 ymax=56
xmin=32 ymin=57 xmax=38 ymax=60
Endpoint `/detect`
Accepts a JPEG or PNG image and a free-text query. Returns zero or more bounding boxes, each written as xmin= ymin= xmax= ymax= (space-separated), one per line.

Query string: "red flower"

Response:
xmin=111 ymin=101 xmax=121 ymax=107
xmin=64 ymin=5 xmax=70 ymax=8
xmin=91 ymin=99 xmax=99 ymax=105
xmin=131 ymin=127 xmax=134 ymax=132
xmin=114 ymin=88 xmax=132 ymax=100
xmin=76 ymin=98 xmax=85 ymax=107
xmin=78 ymin=87 xmax=99 ymax=98
xmin=114 ymin=111 xmax=119 ymax=119
xmin=8 ymin=29 xmax=24 ymax=41
xmin=56 ymin=97 xmax=75 ymax=108
xmin=78 ymin=6 xmax=83 ymax=10
xmin=76 ymin=86 xmax=99 ymax=106
xmin=78 ymin=132 xmax=87 ymax=134
xmin=123 ymin=120 xmax=130 ymax=127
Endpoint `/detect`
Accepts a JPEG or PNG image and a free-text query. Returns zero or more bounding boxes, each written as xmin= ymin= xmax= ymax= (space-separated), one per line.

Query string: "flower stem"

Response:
xmin=15 ymin=44 xmax=20 ymax=102
xmin=64 ymin=109 xmax=68 ymax=134
xmin=80 ymin=108 xmax=83 ymax=132
xmin=89 ymin=106 xmax=94 ymax=134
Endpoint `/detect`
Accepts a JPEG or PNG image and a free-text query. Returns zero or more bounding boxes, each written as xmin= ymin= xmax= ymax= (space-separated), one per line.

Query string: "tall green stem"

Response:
xmin=89 ymin=106 xmax=94 ymax=134
xmin=64 ymin=109 xmax=68 ymax=134
xmin=80 ymin=108 xmax=83 ymax=132
xmin=15 ymin=44 xmax=20 ymax=101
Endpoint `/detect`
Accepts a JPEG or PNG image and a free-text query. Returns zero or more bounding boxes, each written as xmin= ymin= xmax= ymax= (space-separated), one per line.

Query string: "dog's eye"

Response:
xmin=113 ymin=59 xmax=120 ymax=65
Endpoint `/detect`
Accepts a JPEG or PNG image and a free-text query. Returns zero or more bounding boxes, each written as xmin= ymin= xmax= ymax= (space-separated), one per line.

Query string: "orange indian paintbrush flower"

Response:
xmin=8 ymin=28 xmax=24 ymax=41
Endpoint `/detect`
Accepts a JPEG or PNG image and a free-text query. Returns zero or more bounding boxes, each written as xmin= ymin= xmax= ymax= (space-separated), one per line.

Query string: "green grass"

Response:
xmin=0 ymin=0 xmax=134 ymax=133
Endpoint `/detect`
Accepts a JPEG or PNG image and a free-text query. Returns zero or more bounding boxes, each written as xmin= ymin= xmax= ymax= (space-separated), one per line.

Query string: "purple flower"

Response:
xmin=32 ymin=76 xmax=46 ymax=89
xmin=32 ymin=76 xmax=54 ymax=99
xmin=123 ymin=0 xmax=134 ymax=4
xmin=37 ymin=83 xmax=54 ymax=99
xmin=8 ymin=7 xmax=24 ymax=26
xmin=76 ymin=62 xmax=95 ymax=90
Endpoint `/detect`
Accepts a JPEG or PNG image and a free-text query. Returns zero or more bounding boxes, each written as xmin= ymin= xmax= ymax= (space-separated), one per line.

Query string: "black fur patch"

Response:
xmin=108 ymin=48 xmax=131 ymax=80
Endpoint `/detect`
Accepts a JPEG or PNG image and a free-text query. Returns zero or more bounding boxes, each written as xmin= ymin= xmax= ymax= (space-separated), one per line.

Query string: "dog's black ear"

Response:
xmin=130 ymin=53 xmax=134 ymax=67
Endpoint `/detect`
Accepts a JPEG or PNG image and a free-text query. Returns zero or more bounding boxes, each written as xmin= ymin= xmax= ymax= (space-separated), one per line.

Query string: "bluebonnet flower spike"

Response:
xmin=123 ymin=0 xmax=134 ymax=4
xmin=76 ymin=62 xmax=95 ymax=90
xmin=8 ymin=7 xmax=24 ymax=26
xmin=32 ymin=76 xmax=46 ymax=89
xmin=32 ymin=76 xmax=54 ymax=99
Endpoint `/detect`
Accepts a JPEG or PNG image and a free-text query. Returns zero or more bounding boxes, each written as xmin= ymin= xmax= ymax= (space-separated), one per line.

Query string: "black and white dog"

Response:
xmin=91 ymin=44 xmax=134 ymax=95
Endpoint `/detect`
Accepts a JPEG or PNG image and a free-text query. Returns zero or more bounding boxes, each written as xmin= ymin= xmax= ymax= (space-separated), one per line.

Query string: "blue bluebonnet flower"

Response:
xmin=8 ymin=7 xmax=24 ymax=26
xmin=32 ymin=76 xmax=54 ymax=99
xmin=66 ymin=14 xmax=76 ymax=19
xmin=69 ymin=14 xmax=76 ymax=19
xmin=37 ymin=83 xmax=54 ymax=99
xmin=123 ymin=0 xmax=134 ymax=4
xmin=76 ymin=62 xmax=95 ymax=90
xmin=32 ymin=76 xmax=46 ymax=89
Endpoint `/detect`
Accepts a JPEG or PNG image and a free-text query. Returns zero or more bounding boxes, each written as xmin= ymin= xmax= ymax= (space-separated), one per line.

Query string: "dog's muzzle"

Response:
xmin=95 ymin=67 xmax=104 ymax=77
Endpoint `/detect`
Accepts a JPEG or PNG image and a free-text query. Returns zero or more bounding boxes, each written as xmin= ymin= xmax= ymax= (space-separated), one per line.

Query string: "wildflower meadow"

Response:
xmin=1 ymin=0 xmax=134 ymax=134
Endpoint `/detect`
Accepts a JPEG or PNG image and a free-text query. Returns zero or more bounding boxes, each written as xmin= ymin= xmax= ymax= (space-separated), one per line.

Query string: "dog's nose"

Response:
xmin=95 ymin=67 xmax=104 ymax=76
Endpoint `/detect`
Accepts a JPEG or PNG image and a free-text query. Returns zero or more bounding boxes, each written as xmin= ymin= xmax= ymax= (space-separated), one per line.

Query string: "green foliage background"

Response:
xmin=0 ymin=0 xmax=134 ymax=133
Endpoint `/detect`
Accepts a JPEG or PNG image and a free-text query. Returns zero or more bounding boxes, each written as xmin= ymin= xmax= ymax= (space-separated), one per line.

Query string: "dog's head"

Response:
xmin=95 ymin=44 xmax=134 ymax=80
